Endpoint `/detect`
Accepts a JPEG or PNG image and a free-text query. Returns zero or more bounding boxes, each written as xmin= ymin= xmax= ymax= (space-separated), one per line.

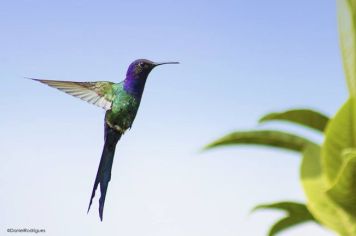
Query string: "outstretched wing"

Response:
xmin=31 ymin=78 xmax=115 ymax=110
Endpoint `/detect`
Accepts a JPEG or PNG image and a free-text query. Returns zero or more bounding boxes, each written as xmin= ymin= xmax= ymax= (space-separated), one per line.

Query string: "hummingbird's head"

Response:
xmin=126 ymin=59 xmax=178 ymax=79
xmin=124 ymin=59 xmax=179 ymax=98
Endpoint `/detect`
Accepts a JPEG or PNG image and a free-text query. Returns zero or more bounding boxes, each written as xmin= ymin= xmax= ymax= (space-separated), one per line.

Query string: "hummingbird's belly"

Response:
xmin=105 ymin=100 xmax=139 ymax=134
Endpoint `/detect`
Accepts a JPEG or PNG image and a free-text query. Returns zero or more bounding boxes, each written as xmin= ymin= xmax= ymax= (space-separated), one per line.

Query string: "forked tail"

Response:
xmin=87 ymin=124 xmax=121 ymax=221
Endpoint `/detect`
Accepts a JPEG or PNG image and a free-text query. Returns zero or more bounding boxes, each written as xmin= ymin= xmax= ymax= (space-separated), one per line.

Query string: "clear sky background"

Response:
xmin=0 ymin=0 xmax=345 ymax=235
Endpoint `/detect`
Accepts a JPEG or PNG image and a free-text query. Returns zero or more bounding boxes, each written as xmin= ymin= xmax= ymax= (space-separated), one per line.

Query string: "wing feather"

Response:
xmin=30 ymin=78 xmax=115 ymax=110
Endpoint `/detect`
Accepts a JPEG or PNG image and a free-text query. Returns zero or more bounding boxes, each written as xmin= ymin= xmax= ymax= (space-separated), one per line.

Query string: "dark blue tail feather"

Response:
xmin=87 ymin=124 xmax=121 ymax=221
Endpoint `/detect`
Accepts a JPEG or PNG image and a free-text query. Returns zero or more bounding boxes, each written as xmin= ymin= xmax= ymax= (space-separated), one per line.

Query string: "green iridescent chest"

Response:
xmin=105 ymin=83 xmax=141 ymax=133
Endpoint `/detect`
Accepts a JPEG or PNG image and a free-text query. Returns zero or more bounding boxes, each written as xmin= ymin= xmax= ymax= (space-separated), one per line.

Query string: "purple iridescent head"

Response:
xmin=124 ymin=59 xmax=179 ymax=98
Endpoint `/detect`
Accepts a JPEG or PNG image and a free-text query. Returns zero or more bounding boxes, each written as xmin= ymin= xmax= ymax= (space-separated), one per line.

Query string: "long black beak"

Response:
xmin=154 ymin=61 xmax=179 ymax=66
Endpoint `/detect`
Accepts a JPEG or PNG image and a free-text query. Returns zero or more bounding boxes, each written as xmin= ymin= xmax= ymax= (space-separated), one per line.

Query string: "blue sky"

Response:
xmin=0 ymin=0 xmax=345 ymax=235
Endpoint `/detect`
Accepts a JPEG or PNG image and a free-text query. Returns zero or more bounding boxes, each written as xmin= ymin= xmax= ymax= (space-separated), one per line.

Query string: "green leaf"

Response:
xmin=337 ymin=0 xmax=356 ymax=97
xmin=326 ymin=149 xmax=356 ymax=217
xmin=259 ymin=109 xmax=329 ymax=132
xmin=301 ymin=144 xmax=356 ymax=235
xmin=253 ymin=201 xmax=316 ymax=236
xmin=205 ymin=130 xmax=316 ymax=152
xmin=321 ymin=99 xmax=355 ymax=184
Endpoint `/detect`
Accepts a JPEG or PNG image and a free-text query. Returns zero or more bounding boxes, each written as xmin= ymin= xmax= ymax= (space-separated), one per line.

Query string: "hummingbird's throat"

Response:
xmin=123 ymin=75 xmax=148 ymax=98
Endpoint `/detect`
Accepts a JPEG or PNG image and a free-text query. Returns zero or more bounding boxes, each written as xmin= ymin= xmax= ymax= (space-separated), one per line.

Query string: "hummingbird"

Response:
xmin=31 ymin=59 xmax=179 ymax=221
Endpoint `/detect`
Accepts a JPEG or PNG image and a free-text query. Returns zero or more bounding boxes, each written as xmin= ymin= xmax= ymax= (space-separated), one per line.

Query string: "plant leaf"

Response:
xmin=301 ymin=144 xmax=356 ymax=235
xmin=321 ymin=99 xmax=355 ymax=184
xmin=337 ymin=0 xmax=356 ymax=167
xmin=326 ymin=149 xmax=356 ymax=217
xmin=337 ymin=0 xmax=356 ymax=97
xmin=253 ymin=201 xmax=316 ymax=236
xmin=259 ymin=109 xmax=329 ymax=132
xmin=205 ymin=130 xmax=316 ymax=152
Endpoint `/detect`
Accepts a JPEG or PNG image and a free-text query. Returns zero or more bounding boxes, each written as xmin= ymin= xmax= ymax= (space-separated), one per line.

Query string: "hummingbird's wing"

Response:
xmin=31 ymin=79 xmax=115 ymax=110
